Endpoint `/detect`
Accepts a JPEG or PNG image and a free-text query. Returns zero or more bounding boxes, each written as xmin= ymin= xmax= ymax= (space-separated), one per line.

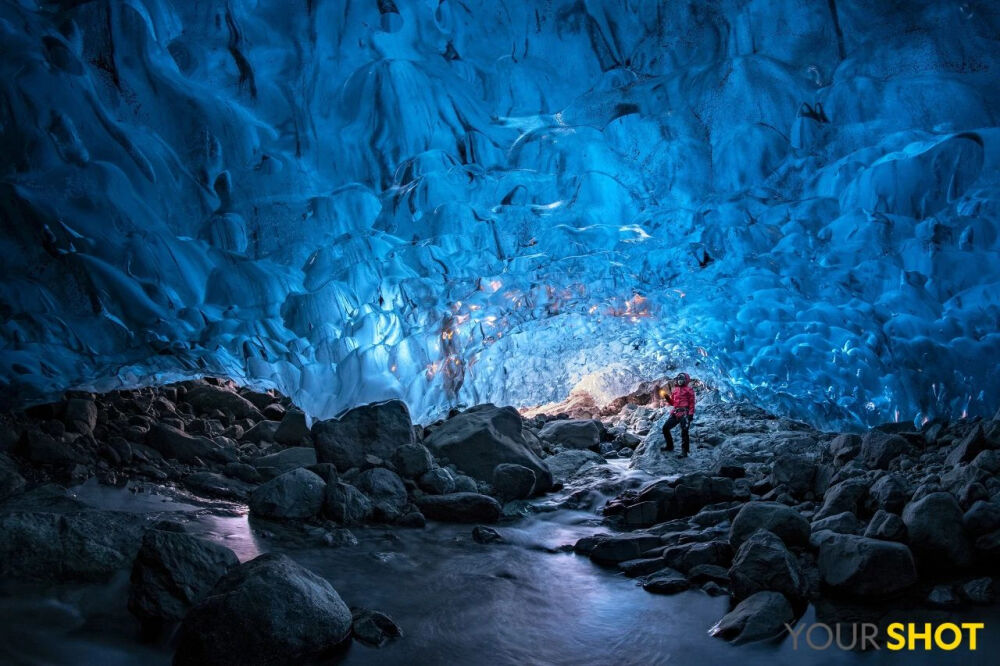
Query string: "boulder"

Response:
xmin=128 ymin=529 xmax=239 ymax=623
xmin=323 ymin=482 xmax=373 ymax=525
xmin=418 ymin=467 xmax=455 ymax=495
xmin=538 ymin=419 xmax=601 ymax=450
xmin=641 ymin=568 xmax=690 ymax=595
xmin=729 ymin=530 xmax=805 ymax=601
xmin=769 ymin=454 xmax=816 ymax=496
xmin=249 ymin=468 xmax=326 ymax=520
xmin=20 ymin=429 xmax=88 ymax=465
xmin=273 ymin=411 xmax=310 ymax=446
xmin=817 ymin=534 xmax=917 ymax=598
xmin=635 ymin=473 xmax=735 ymax=522
xmin=174 ymin=553 xmax=352 ymax=666
xmin=147 ymin=423 xmax=234 ymax=464
xmin=184 ymin=384 xmax=263 ymax=420
xmin=730 ymin=502 xmax=810 ymax=550
xmin=961 ymin=577 xmax=995 ymax=604
xmin=946 ymin=424 xmax=987 ymax=466
xmin=492 ymin=463 xmax=536 ymax=502
xmin=183 ymin=472 xmax=256 ymax=501
xmin=392 ymin=443 xmax=435 ymax=479
xmin=864 ymin=510 xmax=907 ymax=542
xmin=902 ymin=492 xmax=973 ymax=568
xmin=866 ymin=474 xmax=908 ymax=514
xmin=829 ymin=433 xmax=861 ymax=467
xmin=543 ymin=449 xmax=607 ymax=484
xmin=351 ymin=608 xmax=403 ymax=647
xmin=662 ymin=540 xmax=733 ymax=573
xmin=709 ymin=591 xmax=794 ymax=644
xmin=585 ymin=534 xmax=662 ymax=564
xmin=963 ymin=500 xmax=1000 ymax=536
xmin=313 ymin=400 xmax=414 ymax=471
xmin=354 ymin=468 xmax=408 ymax=520
xmin=251 ymin=447 xmax=318 ymax=479
xmin=813 ymin=478 xmax=867 ymax=520
xmin=860 ymin=430 xmax=908 ymax=469
xmin=415 ymin=493 xmax=501 ymax=524
xmin=423 ymin=405 xmax=552 ymax=491
xmin=63 ymin=398 xmax=97 ymax=435
xmin=0 ymin=509 xmax=145 ymax=582
xmin=241 ymin=420 xmax=280 ymax=444
xmin=811 ymin=511 xmax=861 ymax=536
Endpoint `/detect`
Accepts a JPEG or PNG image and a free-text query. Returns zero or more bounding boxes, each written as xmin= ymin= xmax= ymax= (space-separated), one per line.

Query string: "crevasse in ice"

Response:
xmin=1 ymin=0 xmax=998 ymax=429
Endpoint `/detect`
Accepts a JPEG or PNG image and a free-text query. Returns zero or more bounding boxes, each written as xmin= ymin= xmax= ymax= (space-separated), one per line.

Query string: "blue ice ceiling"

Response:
xmin=1 ymin=0 xmax=999 ymax=429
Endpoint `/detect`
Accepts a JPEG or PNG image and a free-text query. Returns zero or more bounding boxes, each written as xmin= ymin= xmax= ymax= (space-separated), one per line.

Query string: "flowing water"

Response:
xmin=2 ymin=471 xmax=999 ymax=666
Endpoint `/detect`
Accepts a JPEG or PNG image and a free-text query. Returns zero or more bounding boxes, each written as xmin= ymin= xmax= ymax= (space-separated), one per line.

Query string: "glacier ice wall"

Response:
xmin=1 ymin=0 xmax=999 ymax=429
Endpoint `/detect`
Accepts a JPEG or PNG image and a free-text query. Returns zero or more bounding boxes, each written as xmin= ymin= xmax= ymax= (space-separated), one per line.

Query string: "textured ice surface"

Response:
xmin=1 ymin=1 xmax=999 ymax=428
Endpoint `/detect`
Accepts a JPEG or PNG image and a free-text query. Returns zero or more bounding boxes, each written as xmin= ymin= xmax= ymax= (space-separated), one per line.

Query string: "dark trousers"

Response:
xmin=661 ymin=413 xmax=691 ymax=454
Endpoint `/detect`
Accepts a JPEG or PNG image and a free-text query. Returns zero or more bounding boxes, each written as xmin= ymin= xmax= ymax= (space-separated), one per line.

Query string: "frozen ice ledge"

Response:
xmin=0 ymin=0 xmax=998 ymax=430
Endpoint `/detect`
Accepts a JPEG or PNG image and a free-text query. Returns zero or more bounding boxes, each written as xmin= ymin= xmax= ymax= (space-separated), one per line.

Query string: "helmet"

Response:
xmin=675 ymin=372 xmax=690 ymax=386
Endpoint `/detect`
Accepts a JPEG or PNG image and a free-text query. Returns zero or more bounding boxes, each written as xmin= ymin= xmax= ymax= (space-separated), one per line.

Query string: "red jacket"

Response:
xmin=669 ymin=385 xmax=696 ymax=417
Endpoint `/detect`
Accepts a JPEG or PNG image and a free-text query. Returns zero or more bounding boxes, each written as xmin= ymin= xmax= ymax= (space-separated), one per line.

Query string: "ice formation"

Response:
xmin=1 ymin=0 xmax=999 ymax=429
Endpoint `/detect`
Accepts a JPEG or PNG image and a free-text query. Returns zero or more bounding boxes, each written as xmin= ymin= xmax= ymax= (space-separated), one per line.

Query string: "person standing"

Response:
xmin=660 ymin=373 xmax=696 ymax=457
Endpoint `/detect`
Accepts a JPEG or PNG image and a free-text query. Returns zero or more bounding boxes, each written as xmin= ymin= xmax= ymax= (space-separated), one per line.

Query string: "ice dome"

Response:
xmin=1 ymin=0 xmax=999 ymax=429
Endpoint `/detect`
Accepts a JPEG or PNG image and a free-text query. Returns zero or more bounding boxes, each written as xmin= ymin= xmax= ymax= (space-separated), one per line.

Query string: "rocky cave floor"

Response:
xmin=2 ymin=379 xmax=1000 ymax=663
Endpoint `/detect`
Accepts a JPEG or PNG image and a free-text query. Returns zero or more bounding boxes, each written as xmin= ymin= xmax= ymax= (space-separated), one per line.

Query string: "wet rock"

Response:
xmin=538 ymin=419 xmax=601 ymax=450
xmin=423 ymin=404 xmax=552 ymax=492
xmin=128 ymin=529 xmax=239 ymax=623
xmin=769 ymin=454 xmax=816 ymax=496
xmin=174 ymin=553 xmax=352 ymax=666
xmin=963 ymin=500 xmax=1000 ymax=536
xmin=415 ymin=492 xmax=502 ymax=524
xmin=452 ymin=473 xmax=479 ymax=493
xmin=619 ymin=557 xmax=668 ymax=577
xmin=688 ymin=563 xmax=731 ymax=586
xmin=184 ymin=384 xmax=263 ymax=421
xmin=730 ymin=502 xmax=810 ymax=550
xmin=251 ymin=447 xmax=318 ymax=479
xmin=642 ymin=568 xmax=690 ymax=594
xmin=323 ymin=482 xmax=373 ymax=525
xmin=813 ymin=477 xmax=867 ymax=520
xmin=709 ymin=591 xmax=794 ymax=644
xmin=0 ymin=509 xmax=145 ymax=582
xmin=472 ymin=525 xmax=504 ymax=544
xmin=351 ymin=608 xmax=403 ymax=647
xmin=817 ymin=534 xmax=917 ymax=598
xmin=418 ymin=467 xmax=455 ymax=495
xmin=927 ymin=585 xmax=960 ymax=608
xmin=63 ymin=398 xmax=97 ymax=435
xmin=961 ymin=577 xmax=995 ymax=604
xmin=584 ymin=534 xmax=661 ymax=565
xmin=492 ymin=463 xmax=536 ymax=502
xmin=224 ymin=461 xmax=262 ymax=484
xmin=183 ymin=472 xmax=255 ymax=501
xmin=354 ymin=468 xmax=408 ymax=520
xmin=729 ymin=529 xmax=805 ymax=601
xmin=811 ymin=511 xmax=861 ymax=536
xmin=902 ymin=492 xmax=973 ymax=568
xmin=662 ymin=540 xmax=733 ymax=573
xmin=273 ymin=410 xmax=310 ymax=446
xmin=864 ymin=510 xmax=907 ymax=542
xmin=249 ymin=468 xmax=326 ymax=520
xmin=860 ymin=430 xmax=908 ymax=469
xmin=146 ymin=423 xmax=234 ymax=464
xmin=633 ymin=473 xmax=735 ymax=522
xmin=392 ymin=443 xmax=434 ymax=479
xmin=313 ymin=400 xmax=414 ymax=472
xmin=624 ymin=501 xmax=659 ymax=528
xmin=0 ymin=453 xmax=26 ymax=501
xmin=544 ymin=449 xmax=607 ymax=484
xmin=828 ymin=433 xmax=861 ymax=467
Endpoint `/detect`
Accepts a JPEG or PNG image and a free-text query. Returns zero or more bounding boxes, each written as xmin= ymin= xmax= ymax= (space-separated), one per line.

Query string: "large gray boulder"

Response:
xmin=709 ymin=591 xmax=794 ymax=644
xmin=729 ymin=529 xmax=805 ymax=602
xmin=249 ymin=468 xmax=326 ymax=520
xmin=415 ymin=493 xmax=501 ymax=524
xmin=828 ymin=433 xmax=861 ymax=467
xmin=860 ymin=430 xmax=908 ymax=469
xmin=544 ymin=449 xmax=607 ymax=484
xmin=423 ymin=405 xmax=552 ymax=492
xmin=313 ymin=400 xmax=414 ymax=471
xmin=769 ymin=454 xmax=817 ymax=496
xmin=354 ymin=468 xmax=408 ymax=520
xmin=902 ymin=492 xmax=973 ymax=568
xmin=128 ymin=529 xmax=239 ymax=624
xmin=392 ymin=443 xmax=435 ymax=479
xmin=538 ymin=419 xmax=601 ymax=450
xmin=814 ymin=477 xmax=868 ymax=520
xmin=865 ymin=510 xmax=908 ymax=542
xmin=866 ymin=474 xmax=908 ymax=514
xmin=147 ymin=423 xmax=234 ymax=464
xmin=492 ymin=463 xmax=536 ymax=502
xmin=273 ymin=410 xmax=311 ymax=446
xmin=323 ymin=482 xmax=373 ymax=525
xmin=174 ymin=553 xmax=352 ymax=666
xmin=730 ymin=502 xmax=810 ymax=550
xmin=251 ymin=447 xmax=317 ymax=479
xmin=817 ymin=534 xmax=917 ymax=598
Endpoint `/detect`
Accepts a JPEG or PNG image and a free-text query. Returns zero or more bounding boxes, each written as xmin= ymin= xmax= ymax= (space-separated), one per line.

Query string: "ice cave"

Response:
xmin=2 ymin=1 xmax=1000 ymax=665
